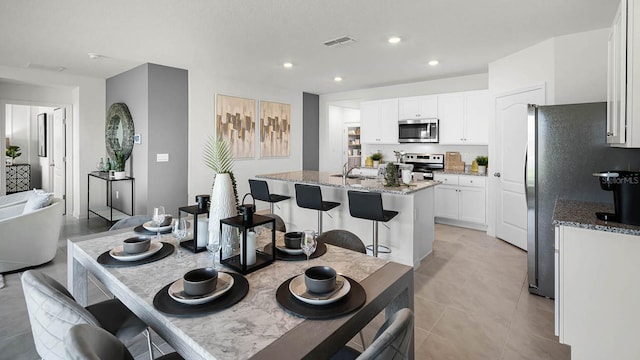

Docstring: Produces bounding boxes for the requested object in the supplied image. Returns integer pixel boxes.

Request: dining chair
[21,270,154,360]
[109,215,152,231]
[65,324,184,360]
[317,230,366,254]
[330,308,414,360]
[262,213,287,232]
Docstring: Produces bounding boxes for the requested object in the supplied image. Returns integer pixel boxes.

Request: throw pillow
[22,189,53,214]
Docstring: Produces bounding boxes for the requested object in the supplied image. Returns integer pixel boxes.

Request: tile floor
[0,219,570,359]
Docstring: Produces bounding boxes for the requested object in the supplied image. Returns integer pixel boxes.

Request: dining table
[67,227,414,360]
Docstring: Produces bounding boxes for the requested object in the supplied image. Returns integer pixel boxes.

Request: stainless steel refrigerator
[526,102,640,298]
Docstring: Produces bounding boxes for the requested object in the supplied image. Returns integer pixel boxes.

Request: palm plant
[6,145,21,160]
[204,136,238,207]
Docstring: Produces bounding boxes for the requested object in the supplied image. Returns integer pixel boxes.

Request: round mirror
[105,103,134,161]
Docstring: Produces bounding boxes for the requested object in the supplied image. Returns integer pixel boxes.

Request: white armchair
[0,198,64,273]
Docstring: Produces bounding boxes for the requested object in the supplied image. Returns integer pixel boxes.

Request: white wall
[0,66,105,218]
[319,73,489,173]
[187,69,303,206]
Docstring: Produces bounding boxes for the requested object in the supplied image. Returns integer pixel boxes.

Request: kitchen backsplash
[361,143,488,165]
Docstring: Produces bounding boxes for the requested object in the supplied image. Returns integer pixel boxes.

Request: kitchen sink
[330,174,365,179]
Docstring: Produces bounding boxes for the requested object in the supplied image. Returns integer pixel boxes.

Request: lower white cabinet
[433,173,486,227]
[555,225,640,359]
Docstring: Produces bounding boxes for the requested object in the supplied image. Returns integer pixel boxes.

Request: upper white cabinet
[438,91,491,145]
[608,0,640,147]
[360,99,399,144]
[399,96,438,120]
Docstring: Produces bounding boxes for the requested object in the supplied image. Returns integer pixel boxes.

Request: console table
[6,164,31,193]
[87,172,134,223]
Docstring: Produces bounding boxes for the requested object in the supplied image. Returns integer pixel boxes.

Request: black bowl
[183,268,218,296]
[284,232,303,249]
[304,266,337,294]
[122,236,151,254]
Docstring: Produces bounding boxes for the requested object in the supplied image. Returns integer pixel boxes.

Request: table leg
[67,239,89,306]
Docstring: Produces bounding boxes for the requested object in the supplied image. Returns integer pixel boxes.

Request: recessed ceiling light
[334,76,343,82]
[388,36,402,44]
[88,53,101,60]
[428,60,439,66]
[283,62,293,68]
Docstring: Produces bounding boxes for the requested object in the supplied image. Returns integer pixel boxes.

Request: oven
[403,153,444,180]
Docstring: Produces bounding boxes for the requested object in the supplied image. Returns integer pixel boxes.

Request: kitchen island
[256,170,440,267]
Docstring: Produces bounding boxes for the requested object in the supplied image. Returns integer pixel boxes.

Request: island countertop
[256,170,439,195]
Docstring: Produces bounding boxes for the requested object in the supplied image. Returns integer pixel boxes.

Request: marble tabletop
[257,170,439,195]
[552,199,640,236]
[68,229,412,359]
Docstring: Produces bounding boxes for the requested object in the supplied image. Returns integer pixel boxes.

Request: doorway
[3,102,69,214]
[493,85,546,250]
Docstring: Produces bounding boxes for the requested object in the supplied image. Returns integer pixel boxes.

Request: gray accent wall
[302,92,319,170]
[106,63,188,216]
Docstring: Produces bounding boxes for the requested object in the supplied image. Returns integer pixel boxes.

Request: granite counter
[552,199,640,236]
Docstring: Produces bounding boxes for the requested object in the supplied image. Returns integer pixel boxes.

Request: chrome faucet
[342,162,357,183]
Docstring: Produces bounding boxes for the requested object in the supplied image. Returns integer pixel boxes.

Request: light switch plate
[157,153,169,162]
[134,134,141,144]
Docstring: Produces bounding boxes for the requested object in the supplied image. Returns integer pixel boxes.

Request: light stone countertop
[434,170,488,177]
[552,199,640,236]
[257,170,439,195]
[70,229,392,360]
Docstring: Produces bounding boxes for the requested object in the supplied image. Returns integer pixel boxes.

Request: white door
[52,108,66,213]
[494,86,545,250]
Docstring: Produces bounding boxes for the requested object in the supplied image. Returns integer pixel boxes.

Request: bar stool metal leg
[373,220,379,257]
[318,210,323,234]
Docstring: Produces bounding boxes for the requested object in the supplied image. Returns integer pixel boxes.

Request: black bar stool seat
[347,190,398,257]
[294,183,340,233]
[249,179,291,214]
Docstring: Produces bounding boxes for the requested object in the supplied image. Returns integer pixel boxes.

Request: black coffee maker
[593,171,640,225]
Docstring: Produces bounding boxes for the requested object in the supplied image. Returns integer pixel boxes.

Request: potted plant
[5,145,21,165]
[476,156,488,175]
[204,136,239,257]
[371,152,383,167]
[110,151,127,179]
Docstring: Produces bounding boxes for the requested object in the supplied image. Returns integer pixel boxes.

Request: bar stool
[294,183,340,233]
[249,179,291,214]
[347,190,398,257]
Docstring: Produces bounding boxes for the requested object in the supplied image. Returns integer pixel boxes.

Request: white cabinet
[437,91,491,145]
[608,0,640,147]
[360,99,399,144]
[433,173,486,227]
[555,225,640,358]
[398,96,438,120]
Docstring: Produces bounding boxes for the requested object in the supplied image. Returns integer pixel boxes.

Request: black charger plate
[276,275,365,319]
[263,242,327,261]
[97,242,174,267]
[153,272,249,316]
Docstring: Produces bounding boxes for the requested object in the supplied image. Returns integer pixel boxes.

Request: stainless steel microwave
[398,119,439,143]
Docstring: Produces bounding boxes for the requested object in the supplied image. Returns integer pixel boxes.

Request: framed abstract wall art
[215,94,256,159]
[259,101,290,158]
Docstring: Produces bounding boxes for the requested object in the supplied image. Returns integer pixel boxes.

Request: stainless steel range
[403,153,444,180]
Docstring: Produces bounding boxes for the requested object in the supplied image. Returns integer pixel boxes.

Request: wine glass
[172,218,187,257]
[301,230,317,267]
[152,206,166,241]
[206,238,221,269]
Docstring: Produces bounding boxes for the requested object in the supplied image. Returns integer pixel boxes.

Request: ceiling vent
[26,63,66,72]
[323,36,356,47]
